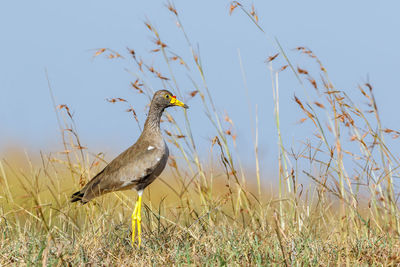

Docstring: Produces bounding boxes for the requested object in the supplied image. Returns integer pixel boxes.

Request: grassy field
[1,2,400,266]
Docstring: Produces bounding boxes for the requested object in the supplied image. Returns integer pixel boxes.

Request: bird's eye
[165,94,170,99]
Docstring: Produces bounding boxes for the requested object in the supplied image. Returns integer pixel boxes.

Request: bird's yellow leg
[137,195,142,247]
[131,192,143,247]
[131,198,139,246]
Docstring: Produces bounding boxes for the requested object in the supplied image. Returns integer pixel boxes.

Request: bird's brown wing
[72,141,166,203]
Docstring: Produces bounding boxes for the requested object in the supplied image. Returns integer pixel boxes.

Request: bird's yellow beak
[170,96,189,109]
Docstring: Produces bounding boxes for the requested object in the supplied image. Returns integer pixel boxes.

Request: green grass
[1,2,400,266]
[1,209,399,265]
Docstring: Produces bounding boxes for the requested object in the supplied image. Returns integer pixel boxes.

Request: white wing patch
[147,145,155,150]
[121,180,133,187]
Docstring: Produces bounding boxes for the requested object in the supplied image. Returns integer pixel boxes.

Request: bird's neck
[142,102,164,135]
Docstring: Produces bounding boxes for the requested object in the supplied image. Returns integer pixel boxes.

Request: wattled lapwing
[71,90,188,247]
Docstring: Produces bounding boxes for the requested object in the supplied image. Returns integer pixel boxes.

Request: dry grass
[1,2,400,266]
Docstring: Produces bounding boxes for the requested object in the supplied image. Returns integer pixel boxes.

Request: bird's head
[153,90,189,109]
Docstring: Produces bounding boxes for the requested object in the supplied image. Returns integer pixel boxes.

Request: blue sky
[1,0,400,173]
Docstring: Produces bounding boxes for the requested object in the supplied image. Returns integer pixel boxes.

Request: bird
[71,90,188,247]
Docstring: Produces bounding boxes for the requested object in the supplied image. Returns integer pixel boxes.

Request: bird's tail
[71,190,86,203]
[70,168,105,204]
